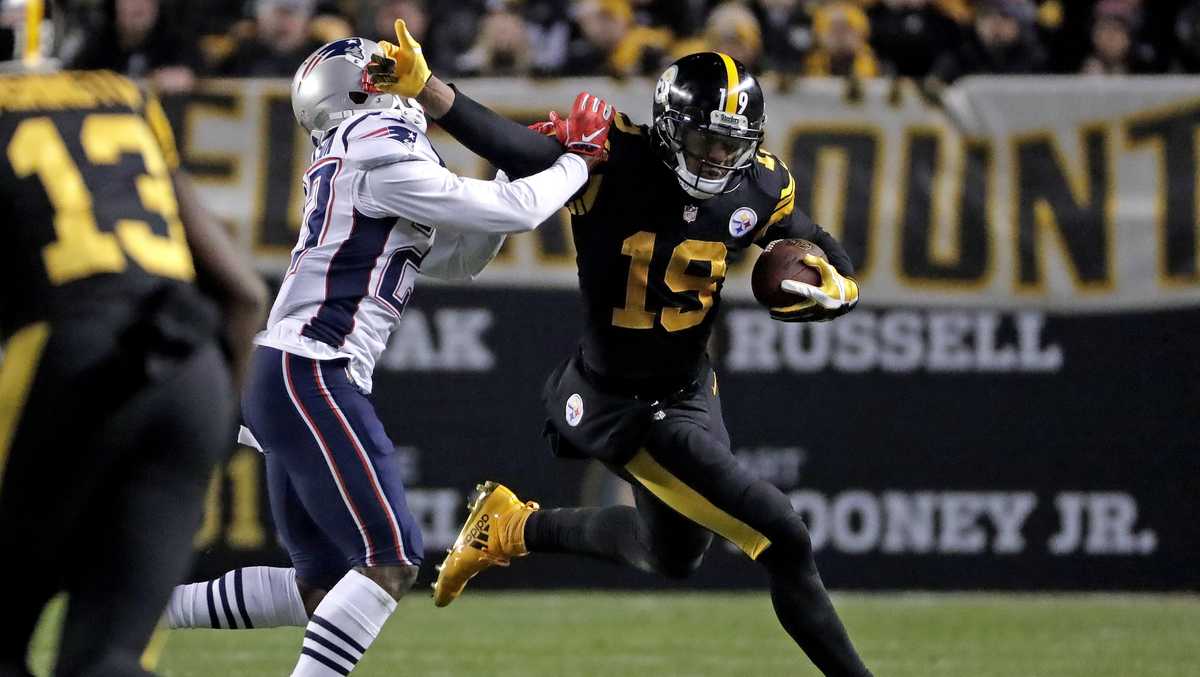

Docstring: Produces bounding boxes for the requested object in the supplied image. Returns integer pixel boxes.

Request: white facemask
[673,151,732,200]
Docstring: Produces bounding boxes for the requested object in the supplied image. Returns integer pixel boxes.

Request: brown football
[751,239,826,308]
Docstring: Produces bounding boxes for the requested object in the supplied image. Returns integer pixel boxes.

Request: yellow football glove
[365,19,431,97]
[770,255,860,322]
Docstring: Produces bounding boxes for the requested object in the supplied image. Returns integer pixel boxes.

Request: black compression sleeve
[805,225,855,277]
[436,85,564,180]
[758,215,855,277]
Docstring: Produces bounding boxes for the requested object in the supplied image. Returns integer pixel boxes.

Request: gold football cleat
[432,481,539,607]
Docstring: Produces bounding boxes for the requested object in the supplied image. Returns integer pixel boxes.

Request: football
[751,239,827,308]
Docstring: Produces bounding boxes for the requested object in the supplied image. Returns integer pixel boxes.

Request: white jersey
[256,106,589,392]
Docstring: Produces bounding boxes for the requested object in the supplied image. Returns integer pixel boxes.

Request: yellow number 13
[7,114,194,285]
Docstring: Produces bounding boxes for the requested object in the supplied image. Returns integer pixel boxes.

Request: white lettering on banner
[990,493,1037,553]
[406,488,461,550]
[928,314,973,371]
[377,308,495,372]
[832,491,881,553]
[724,309,1063,373]
[748,490,1155,556]
[786,491,1037,554]
[392,446,420,483]
[880,492,936,553]
[939,492,989,553]
[1049,492,1157,555]
[735,447,807,487]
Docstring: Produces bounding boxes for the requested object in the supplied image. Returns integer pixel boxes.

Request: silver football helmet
[291,37,399,139]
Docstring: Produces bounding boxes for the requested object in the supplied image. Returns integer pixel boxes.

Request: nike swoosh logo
[581,129,604,142]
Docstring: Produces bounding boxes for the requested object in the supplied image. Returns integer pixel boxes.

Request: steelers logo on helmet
[655,65,678,105]
[651,52,766,200]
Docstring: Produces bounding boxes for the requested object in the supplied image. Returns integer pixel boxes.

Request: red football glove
[528,115,560,137]
[529,92,614,162]
[562,92,613,158]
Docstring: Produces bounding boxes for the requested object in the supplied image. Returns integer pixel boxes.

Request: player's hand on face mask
[366,19,431,97]
[529,93,613,169]
[772,255,860,322]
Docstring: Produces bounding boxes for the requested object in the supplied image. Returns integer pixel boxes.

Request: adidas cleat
[432,481,539,607]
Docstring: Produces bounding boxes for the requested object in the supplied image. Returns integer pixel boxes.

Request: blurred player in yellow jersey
[0,2,266,675]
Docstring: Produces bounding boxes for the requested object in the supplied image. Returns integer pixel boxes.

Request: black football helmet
[651,52,766,199]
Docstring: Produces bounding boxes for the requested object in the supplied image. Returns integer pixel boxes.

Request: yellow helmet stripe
[24,0,44,64]
[716,51,739,114]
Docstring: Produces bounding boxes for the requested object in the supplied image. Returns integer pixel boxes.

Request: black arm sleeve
[436,85,564,180]
[757,212,855,277]
[806,225,854,277]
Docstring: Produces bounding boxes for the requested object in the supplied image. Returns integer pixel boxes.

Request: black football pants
[0,312,232,677]
[525,368,873,677]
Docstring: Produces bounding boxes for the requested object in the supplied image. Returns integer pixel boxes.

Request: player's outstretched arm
[354,92,610,237]
[357,153,587,235]
[366,19,564,179]
[430,82,565,179]
[174,169,267,386]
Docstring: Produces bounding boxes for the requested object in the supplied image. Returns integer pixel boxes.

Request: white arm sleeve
[420,230,506,281]
[355,153,588,233]
[421,168,515,281]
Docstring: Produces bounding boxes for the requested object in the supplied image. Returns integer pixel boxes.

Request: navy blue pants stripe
[307,358,410,565]
[241,347,423,589]
[282,354,377,560]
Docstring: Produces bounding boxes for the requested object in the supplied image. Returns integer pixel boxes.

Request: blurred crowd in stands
[11,0,1200,92]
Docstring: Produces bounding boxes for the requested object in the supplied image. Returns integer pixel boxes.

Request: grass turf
[28,592,1200,676]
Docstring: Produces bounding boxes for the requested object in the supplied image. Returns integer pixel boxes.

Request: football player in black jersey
[0,3,265,675]
[370,20,870,676]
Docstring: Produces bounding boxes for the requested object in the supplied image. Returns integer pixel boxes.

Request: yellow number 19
[613,231,727,332]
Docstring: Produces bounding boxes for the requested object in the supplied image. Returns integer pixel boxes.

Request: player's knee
[777,514,814,559]
[741,481,814,562]
[356,564,419,601]
[295,579,330,617]
[653,551,706,580]
[647,535,711,580]
[758,513,816,573]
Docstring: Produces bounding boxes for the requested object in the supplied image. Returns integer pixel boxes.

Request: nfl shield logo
[682,205,698,223]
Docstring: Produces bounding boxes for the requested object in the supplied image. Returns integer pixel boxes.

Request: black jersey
[0,70,196,339]
[568,113,853,389]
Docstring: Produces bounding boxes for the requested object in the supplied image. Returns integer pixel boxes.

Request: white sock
[166,566,308,629]
[291,569,397,676]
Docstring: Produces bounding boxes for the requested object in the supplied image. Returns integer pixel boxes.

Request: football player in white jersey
[162,37,612,676]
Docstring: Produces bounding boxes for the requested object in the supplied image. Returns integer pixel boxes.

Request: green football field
[28,591,1200,676]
